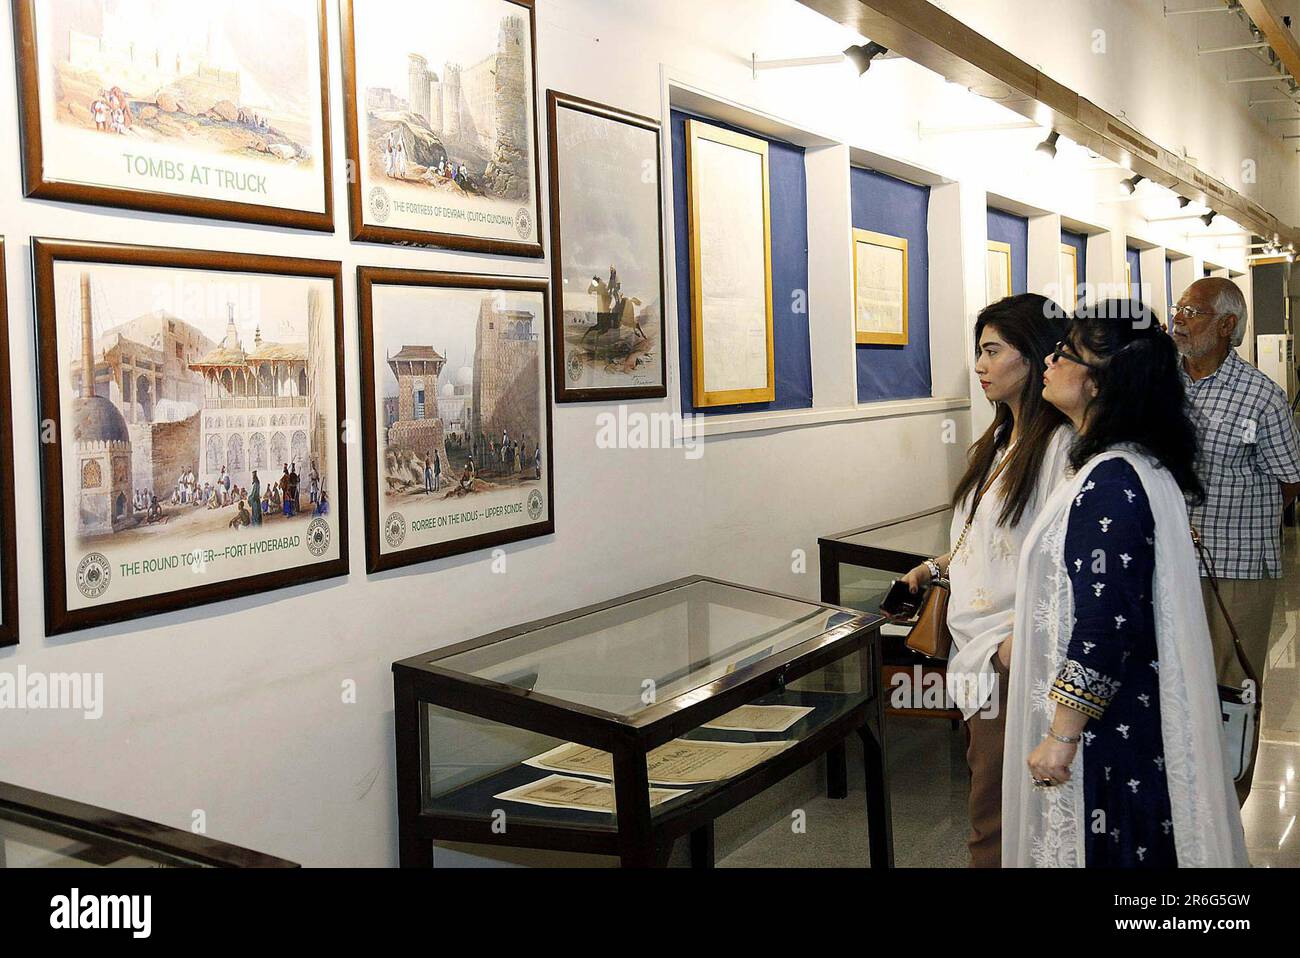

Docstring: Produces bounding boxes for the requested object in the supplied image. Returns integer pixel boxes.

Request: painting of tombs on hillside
[378,289,546,507]
[355,0,537,239]
[45,0,322,167]
[59,263,338,549]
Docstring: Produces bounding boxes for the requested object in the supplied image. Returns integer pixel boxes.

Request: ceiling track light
[1121,173,1145,194]
[1178,196,1192,208]
[844,41,889,76]
[1035,130,1061,159]
[1201,210,1218,226]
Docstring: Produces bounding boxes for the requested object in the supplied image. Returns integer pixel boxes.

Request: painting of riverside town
[344,0,542,253]
[359,272,553,572]
[34,243,347,634]
[15,0,331,227]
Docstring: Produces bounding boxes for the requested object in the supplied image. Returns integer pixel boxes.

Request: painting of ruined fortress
[55,263,337,550]
[363,278,551,568]
[44,0,321,166]
[349,0,540,248]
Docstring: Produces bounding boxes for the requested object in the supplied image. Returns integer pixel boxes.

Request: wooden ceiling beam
[797,0,1295,244]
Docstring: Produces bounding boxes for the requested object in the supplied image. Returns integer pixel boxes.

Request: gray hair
[1212,282,1249,347]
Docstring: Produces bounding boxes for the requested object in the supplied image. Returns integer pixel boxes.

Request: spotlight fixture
[1201,210,1218,227]
[1120,173,1145,194]
[1035,130,1061,159]
[844,41,889,76]
[1178,196,1191,208]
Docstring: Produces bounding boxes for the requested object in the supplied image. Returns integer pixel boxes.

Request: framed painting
[340,0,544,256]
[32,239,349,635]
[11,0,334,231]
[546,90,667,402]
[358,268,554,573]
[0,240,18,647]
[853,228,908,346]
[1059,243,1079,306]
[685,118,775,408]
[985,240,1012,306]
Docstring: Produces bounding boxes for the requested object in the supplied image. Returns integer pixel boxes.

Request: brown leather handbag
[904,453,1014,660]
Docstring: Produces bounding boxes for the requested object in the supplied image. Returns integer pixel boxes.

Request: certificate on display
[986,241,1013,305]
[685,119,775,407]
[701,704,814,733]
[526,738,796,786]
[1060,243,1079,305]
[853,229,908,346]
[494,774,687,813]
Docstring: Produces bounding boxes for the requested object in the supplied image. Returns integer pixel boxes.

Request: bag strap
[1190,525,1261,695]
[952,445,1017,560]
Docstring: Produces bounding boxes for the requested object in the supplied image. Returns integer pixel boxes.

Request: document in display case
[393,575,891,867]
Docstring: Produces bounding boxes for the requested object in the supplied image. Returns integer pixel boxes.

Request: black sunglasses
[1051,341,1098,370]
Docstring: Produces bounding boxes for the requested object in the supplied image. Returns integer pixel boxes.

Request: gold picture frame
[986,240,1013,305]
[685,119,775,407]
[852,229,909,346]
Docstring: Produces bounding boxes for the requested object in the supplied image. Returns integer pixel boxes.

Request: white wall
[0,0,1273,866]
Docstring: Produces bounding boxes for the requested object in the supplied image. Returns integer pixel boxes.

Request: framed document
[547,91,667,402]
[685,119,775,407]
[853,229,908,346]
[340,0,544,256]
[1060,243,1079,305]
[11,0,334,231]
[358,268,554,573]
[0,241,18,647]
[32,240,349,635]
[986,240,1013,306]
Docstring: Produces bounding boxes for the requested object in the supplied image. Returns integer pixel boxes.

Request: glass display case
[393,575,890,868]
[819,506,960,721]
[0,781,297,868]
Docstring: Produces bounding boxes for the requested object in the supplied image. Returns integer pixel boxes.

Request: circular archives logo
[306,518,332,557]
[76,553,112,599]
[384,512,407,548]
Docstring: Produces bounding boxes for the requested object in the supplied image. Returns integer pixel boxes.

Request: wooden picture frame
[10,0,335,232]
[339,0,544,256]
[0,240,19,647]
[1060,243,1079,305]
[32,239,350,636]
[546,90,667,402]
[357,267,555,574]
[985,240,1013,306]
[853,228,909,346]
[685,119,775,408]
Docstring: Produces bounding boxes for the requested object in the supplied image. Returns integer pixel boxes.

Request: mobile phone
[880,578,923,620]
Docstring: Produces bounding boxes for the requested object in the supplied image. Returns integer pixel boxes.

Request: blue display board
[1061,228,1088,305]
[671,110,812,415]
[851,167,932,403]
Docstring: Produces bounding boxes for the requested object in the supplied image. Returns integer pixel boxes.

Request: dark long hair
[1066,299,1204,504]
[952,294,1071,527]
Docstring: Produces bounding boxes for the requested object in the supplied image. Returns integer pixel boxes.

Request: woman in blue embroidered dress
[1002,300,1247,867]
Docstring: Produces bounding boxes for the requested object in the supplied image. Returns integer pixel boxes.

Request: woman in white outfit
[903,293,1073,867]
[1002,300,1247,867]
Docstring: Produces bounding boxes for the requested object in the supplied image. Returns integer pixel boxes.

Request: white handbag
[1192,526,1260,783]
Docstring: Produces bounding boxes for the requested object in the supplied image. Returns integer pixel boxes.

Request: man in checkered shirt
[1172,277,1300,804]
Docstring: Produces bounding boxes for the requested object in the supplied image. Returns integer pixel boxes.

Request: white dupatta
[1001,447,1249,867]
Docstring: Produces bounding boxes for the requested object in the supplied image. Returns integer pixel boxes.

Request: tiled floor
[720,524,1300,868]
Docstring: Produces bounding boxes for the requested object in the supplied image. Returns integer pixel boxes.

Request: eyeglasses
[1051,341,1098,370]
[1169,304,1217,321]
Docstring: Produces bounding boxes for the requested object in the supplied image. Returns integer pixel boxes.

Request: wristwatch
[924,558,942,582]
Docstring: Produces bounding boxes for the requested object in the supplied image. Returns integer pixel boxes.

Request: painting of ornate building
[188,301,322,491]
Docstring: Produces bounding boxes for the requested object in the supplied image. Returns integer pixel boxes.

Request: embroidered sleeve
[1050,659,1120,720]
[1055,459,1155,721]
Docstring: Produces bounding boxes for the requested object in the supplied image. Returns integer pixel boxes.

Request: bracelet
[925,559,942,582]
[1046,728,1082,745]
